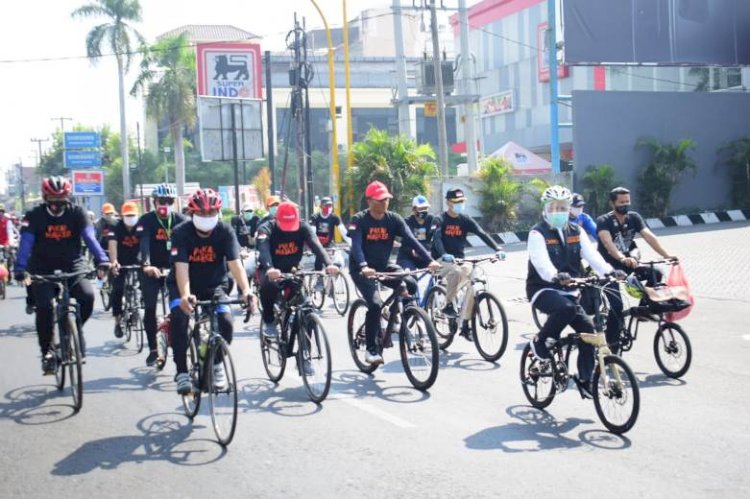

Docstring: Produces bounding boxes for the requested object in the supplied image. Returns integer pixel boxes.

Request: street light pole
[429,0,450,177]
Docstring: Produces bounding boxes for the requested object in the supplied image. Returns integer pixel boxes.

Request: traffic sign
[64,132,101,149]
[65,150,102,168]
[72,170,104,196]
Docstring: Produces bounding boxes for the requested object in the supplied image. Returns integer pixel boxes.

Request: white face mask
[123,215,138,227]
[570,207,583,217]
[193,214,219,233]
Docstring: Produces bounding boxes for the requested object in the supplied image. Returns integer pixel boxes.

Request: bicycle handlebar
[455,256,501,265]
[29,268,95,282]
[368,268,432,281]
[636,257,679,267]
[192,297,252,323]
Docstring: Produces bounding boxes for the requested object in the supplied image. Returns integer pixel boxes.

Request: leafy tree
[580,164,620,217]
[72,0,144,198]
[252,167,272,204]
[475,157,522,232]
[348,129,437,214]
[131,32,196,196]
[719,136,750,210]
[636,138,697,218]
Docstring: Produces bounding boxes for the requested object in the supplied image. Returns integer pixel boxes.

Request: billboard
[480,90,515,117]
[72,170,104,196]
[198,97,264,162]
[563,0,750,65]
[196,43,262,99]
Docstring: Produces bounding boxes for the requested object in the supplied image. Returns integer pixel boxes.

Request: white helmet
[541,186,572,205]
[412,195,430,209]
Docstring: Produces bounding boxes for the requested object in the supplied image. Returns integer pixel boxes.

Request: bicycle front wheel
[471,292,509,362]
[260,320,287,382]
[101,284,112,311]
[425,285,456,350]
[399,307,439,391]
[653,321,691,378]
[519,343,556,409]
[208,337,238,447]
[310,275,326,310]
[65,314,83,412]
[298,314,332,403]
[134,309,145,353]
[347,299,378,374]
[331,273,350,316]
[593,355,640,434]
[182,335,201,419]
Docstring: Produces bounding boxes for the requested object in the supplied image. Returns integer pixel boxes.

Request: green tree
[580,164,620,216]
[72,0,144,198]
[348,129,437,214]
[252,167,272,204]
[719,136,750,210]
[475,157,522,232]
[636,138,697,218]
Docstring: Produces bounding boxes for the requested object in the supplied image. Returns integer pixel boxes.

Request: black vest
[526,221,583,299]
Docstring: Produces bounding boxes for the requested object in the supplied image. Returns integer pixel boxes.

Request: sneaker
[213,364,228,390]
[314,278,325,292]
[175,372,193,395]
[365,350,384,366]
[114,321,123,338]
[578,378,595,400]
[459,324,474,342]
[442,303,458,319]
[25,304,34,315]
[145,350,158,367]
[262,321,279,339]
[529,336,551,361]
[41,352,56,375]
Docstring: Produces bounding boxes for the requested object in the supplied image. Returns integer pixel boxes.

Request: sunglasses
[156,197,175,206]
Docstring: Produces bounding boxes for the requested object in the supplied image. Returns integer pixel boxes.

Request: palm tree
[131,33,196,196]
[71,0,144,199]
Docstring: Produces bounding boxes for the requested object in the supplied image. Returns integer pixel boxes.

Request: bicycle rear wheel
[331,273,350,316]
[472,291,509,362]
[519,343,556,409]
[65,313,83,412]
[101,283,112,311]
[298,314,332,403]
[593,355,640,434]
[182,334,201,419]
[425,285,456,350]
[399,307,439,391]
[208,337,238,446]
[347,299,378,374]
[653,322,691,379]
[260,320,287,382]
[309,275,326,310]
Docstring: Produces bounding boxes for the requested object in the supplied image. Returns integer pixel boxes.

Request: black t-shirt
[257,220,328,272]
[596,211,646,269]
[348,210,429,272]
[396,213,435,263]
[22,204,89,273]
[168,221,240,293]
[136,211,187,268]
[309,213,342,247]
[432,212,498,259]
[105,221,140,265]
[230,215,253,248]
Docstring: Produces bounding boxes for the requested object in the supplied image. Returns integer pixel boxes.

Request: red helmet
[187,188,222,214]
[42,176,72,199]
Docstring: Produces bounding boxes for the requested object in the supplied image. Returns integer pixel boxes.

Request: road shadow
[237,377,324,417]
[85,340,140,359]
[439,350,501,372]
[0,323,37,339]
[51,412,226,475]
[635,372,687,389]
[0,384,77,425]
[329,370,431,405]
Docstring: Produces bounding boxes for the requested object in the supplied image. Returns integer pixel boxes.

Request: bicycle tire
[66,313,83,413]
[532,306,546,330]
[260,320,287,382]
[471,291,509,362]
[425,285,456,350]
[653,322,692,379]
[182,334,201,419]
[399,307,439,391]
[593,355,640,434]
[207,337,238,447]
[310,275,326,310]
[519,343,556,409]
[347,299,378,374]
[298,314,332,403]
[101,283,112,311]
[155,329,168,371]
[331,273,350,316]
[54,333,65,391]
[0,279,5,300]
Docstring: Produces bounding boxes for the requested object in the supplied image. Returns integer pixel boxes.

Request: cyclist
[0,203,17,270]
[230,203,256,249]
[136,184,188,366]
[308,196,349,271]
[431,188,506,340]
[106,202,141,339]
[95,203,119,252]
[256,201,338,338]
[255,195,281,234]
[347,181,441,365]
[596,186,677,353]
[569,193,598,241]
[526,186,622,397]
[396,195,436,271]
[14,176,110,374]
[168,189,253,394]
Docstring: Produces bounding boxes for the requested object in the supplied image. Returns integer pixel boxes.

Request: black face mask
[415,211,428,220]
[615,204,630,215]
[47,201,69,216]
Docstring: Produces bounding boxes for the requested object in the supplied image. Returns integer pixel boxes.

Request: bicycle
[182,294,250,447]
[28,268,93,413]
[306,247,350,316]
[0,247,10,300]
[260,270,333,403]
[99,274,113,311]
[347,269,440,391]
[154,268,172,371]
[118,265,145,353]
[424,256,509,362]
[618,258,692,379]
[520,276,640,434]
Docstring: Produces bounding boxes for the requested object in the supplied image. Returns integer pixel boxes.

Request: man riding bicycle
[527,186,623,397]
[308,196,350,271]
[106,202,141,339]
[14,176,110,374]
[0,203,17,275]
[596,186,677,353]
[348,181,441,366]
[230,203,257,249]
[136,183,188,366]
[257,201,337,336]
[431,188,505,340]
[569,193,598,241]
[95,203,119,255]
[168,189,253,395]
[396,195,436,271]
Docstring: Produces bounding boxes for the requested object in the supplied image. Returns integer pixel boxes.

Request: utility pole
[16,161,26,213]
[302,18,315,219]
[265,50,276,194]
[429,0,450,177]
[136,122,145,210]
[458,0,478,174]
[30,138,49,167]
[392,0,411,137]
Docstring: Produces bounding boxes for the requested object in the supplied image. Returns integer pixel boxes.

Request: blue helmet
[151,183,177,198]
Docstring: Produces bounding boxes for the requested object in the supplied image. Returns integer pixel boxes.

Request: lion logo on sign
[213,54,249,81]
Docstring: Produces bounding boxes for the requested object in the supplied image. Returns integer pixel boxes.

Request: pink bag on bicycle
[665,263,694,322]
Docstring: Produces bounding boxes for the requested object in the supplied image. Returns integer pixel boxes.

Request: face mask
[570,207,583,217]
[123,215,138,227]
[156,205,171,218]
[269,206,278,217]
[47,201,68,217]
[451,203,465,214]
[320,206,332,217]
[415,210,428,220]
[243,212,254,221]
[615,204,630,215]
[547,212,569,229]
[105,214,118,225]
[193,214,219,233]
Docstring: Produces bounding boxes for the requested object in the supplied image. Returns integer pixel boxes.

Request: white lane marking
[328,393,416,428]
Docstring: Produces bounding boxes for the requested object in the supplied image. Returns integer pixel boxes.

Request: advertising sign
[424,101,437,117]
[196,43,262,99]
[72,170,104,196]
[64,132,101,149]
[537,22,570,83]
[480,90,515,118]
[65,150,102,168]
[198,97,263,162]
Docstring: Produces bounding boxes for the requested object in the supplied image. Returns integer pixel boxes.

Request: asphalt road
[1,221,748,498]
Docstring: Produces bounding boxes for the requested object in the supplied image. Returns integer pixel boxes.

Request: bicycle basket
[641,284,691,314]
